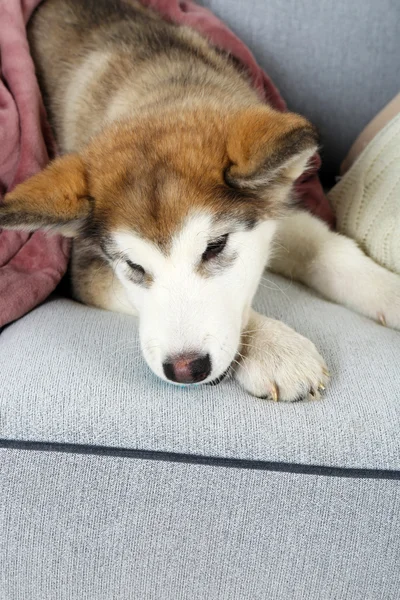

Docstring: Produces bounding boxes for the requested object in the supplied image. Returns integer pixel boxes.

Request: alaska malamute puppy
[2,0,399,400]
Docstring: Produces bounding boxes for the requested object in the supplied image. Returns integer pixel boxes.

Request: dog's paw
[235,312,329,402]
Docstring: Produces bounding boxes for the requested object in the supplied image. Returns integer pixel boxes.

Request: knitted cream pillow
[328,113,400,275]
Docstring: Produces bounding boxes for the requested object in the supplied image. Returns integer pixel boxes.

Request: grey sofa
[1,1,400,598]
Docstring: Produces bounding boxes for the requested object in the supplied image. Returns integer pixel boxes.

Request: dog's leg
[235,308,329,401]
[235,210,400,401]
[269,210,400,329]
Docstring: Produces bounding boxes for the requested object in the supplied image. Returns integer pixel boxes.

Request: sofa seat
[1,273,399,473]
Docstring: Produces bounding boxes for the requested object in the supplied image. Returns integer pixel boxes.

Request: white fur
[111,213,277,384]
[105,208,400,400]
[235,309,329,401]
[234,210,400,400]
[270,211,400,330]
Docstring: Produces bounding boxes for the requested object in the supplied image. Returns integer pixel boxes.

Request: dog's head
[1,106,317,385]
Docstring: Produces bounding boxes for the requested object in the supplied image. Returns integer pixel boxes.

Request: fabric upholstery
[198,0,400,183]
[1,273,399,470]
[1,448,400,600]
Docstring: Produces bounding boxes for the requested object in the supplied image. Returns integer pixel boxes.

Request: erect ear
[225,107,319,192]
[0,154,92,237]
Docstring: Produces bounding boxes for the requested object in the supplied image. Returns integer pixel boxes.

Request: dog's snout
[162,353,211,384]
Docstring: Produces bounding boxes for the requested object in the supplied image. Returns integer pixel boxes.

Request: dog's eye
[126,259,146,282]
[202,234,229,262]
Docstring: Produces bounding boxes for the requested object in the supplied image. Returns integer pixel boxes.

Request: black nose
[162,353,212,384]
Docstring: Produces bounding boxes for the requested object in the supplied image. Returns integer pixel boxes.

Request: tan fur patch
[2,154,91,231]
[77,106,314,247]
[2,105,316,246]
[9,0,320,309]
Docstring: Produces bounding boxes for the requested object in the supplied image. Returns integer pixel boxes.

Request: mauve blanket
[0,0,334,328]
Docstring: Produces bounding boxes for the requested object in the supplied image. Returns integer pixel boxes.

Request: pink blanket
[0,0,334,328]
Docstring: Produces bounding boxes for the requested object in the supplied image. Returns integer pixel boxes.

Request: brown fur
[1,0,318,308]
[2,155,90,233]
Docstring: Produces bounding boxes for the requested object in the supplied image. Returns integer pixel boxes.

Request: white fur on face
[111,212,277,383]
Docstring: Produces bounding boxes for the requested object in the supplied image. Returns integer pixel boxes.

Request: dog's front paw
[235,311,329,402]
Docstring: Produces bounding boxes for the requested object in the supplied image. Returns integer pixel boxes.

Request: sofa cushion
[2,448,400,600]
[1,272,399,471]
[198,0,400,182]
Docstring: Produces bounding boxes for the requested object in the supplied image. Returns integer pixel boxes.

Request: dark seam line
[1,439,400,480]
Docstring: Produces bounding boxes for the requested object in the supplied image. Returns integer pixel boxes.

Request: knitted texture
[329,113,400,274]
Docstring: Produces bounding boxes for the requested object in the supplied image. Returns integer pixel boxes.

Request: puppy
[1,0,399,400]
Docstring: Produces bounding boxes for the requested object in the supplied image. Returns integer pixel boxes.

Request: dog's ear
[225,107,318,193]
[0,154,92,237]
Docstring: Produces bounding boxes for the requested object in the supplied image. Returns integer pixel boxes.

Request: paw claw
[308,388,322,401]
[270,383,279,402]
[235,312,330,403]
[378,313,387,327]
